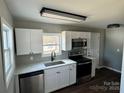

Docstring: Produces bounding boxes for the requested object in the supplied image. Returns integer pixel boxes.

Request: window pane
[43,34,61,55]
[4,51,11,73]
[2,25,12,75]
[43,45,60,54]
[3,31,8,49]
[43,35,60,45]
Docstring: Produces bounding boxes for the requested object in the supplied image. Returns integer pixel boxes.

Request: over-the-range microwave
[72,38,87,49]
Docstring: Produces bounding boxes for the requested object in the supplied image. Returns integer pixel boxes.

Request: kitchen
[0,0,124,93]
[14,28,98,93]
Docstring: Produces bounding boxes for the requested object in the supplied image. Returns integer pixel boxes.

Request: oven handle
[78,62,91,66]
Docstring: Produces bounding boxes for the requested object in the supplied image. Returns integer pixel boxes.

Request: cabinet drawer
[44,65,69,76]
[45,67,59,76]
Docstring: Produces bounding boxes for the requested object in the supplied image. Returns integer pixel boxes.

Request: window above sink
[42,33,62,57]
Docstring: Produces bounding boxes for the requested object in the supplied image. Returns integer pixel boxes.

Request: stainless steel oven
[69,55,92,78]
[77,62,92,78]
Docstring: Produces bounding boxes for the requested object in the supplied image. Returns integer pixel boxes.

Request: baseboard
[98,66,121,73]
[96,66,105,69]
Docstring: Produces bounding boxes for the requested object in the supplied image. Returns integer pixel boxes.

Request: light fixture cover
[40,7,87,22]
[107,24,120,28]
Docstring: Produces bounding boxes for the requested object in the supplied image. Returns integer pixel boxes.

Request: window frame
[0,18,15,88]
[42,33,62,57]
[2,25,12,74]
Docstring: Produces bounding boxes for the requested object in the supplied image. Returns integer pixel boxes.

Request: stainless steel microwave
[72,38,87,49]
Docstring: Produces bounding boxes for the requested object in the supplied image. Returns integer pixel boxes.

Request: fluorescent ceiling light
[42,13,83,22]
[40,7,87,22]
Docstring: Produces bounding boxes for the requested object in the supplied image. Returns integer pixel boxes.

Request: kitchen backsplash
[15,51,68,67]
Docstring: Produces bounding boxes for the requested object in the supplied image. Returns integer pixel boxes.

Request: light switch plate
[117,49,120,52]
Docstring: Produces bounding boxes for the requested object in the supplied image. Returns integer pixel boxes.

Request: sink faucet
[51,51,56,61]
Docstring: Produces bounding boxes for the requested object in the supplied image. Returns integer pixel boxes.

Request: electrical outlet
[30,56,34,61]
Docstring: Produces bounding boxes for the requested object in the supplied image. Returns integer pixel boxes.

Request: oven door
[77,62,92,78]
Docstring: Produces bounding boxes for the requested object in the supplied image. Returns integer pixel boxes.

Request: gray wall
[0,0,14,93]
[14,20,105,67]
[104,27,124,71]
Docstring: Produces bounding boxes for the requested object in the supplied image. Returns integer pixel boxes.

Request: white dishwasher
[19,70,44,93]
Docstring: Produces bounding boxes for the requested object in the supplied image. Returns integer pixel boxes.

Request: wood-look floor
[53,68,121,93]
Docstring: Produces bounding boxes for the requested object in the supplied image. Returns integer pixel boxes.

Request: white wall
[0,0,13,25]
[104,28,124,71]
[0,0,14,93]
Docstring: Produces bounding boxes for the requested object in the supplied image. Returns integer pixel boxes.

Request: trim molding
[96,66,104,69]
[98,66,121,73]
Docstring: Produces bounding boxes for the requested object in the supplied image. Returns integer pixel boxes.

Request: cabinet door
[30,29,42,54]
[69,64,76,85]
[57,66,69,89]
[71,31,85,39]
[71,32,79,39]
[62,31,72,51]
[44,67,59,93]
[87,32,91,49]
[78,32,84,38]
[44,66,70,93]
[91,59,96,77]
[15,29,31,55]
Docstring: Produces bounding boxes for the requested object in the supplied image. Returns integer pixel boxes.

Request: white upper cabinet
[71,31,82,39]
[86,32,91,49]
[15,28,43,55]
[30,29,42,54]
[62,31,91,51]
[71,31,91,39]
[62,31,72,51]
[15,29,30,55]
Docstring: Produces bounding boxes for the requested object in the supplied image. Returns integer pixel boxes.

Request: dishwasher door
[19,70,44,93]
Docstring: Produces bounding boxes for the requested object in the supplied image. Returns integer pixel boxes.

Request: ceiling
[5,0,124,28]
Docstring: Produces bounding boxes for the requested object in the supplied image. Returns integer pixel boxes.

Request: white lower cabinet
[44,64,76,93]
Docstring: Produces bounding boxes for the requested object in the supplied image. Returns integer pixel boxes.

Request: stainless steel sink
[44,61,65,67]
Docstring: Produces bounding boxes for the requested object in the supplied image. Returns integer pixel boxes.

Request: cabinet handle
[70,69,72,70]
